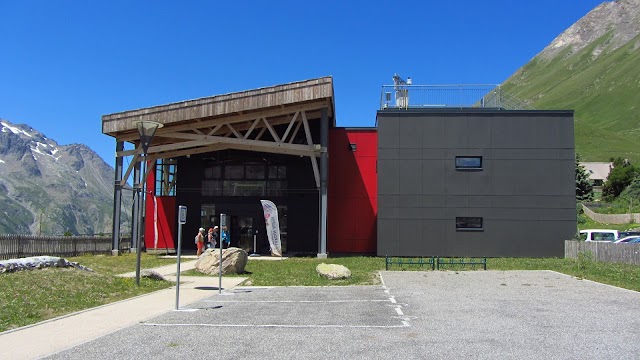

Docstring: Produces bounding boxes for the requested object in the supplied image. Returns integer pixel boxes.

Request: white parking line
[142,323,410,329]
[202,299,392,303]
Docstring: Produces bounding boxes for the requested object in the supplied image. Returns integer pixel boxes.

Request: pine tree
[602,157,637,201]
[575,154,593,202]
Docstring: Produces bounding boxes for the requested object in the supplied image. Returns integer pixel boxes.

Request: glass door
[237,216,254,253]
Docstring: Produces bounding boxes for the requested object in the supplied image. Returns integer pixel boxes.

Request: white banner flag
[260,200,282,257]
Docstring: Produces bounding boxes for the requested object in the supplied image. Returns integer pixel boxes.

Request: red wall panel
[145,163,177,251]
[328,128,377,254]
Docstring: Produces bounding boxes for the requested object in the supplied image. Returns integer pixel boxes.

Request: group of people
[195,225,230,256]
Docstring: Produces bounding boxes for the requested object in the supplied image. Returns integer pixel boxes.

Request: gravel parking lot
[45,270,640,360]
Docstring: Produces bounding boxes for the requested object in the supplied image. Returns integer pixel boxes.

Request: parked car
[618,231,640,238]
[613,236,640,244]
[579,229,618,242]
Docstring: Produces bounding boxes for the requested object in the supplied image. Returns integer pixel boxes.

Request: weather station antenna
[392,73,412,109]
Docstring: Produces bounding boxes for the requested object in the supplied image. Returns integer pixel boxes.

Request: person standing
[207,227,218,249]
[221,226,230,249]
[196,227,206,256]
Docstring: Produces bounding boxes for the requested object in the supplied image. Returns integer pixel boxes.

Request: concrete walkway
[0,259,247,360]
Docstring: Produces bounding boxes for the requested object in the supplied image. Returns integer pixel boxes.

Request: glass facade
[155,158,177,196]
[202,163,287,197]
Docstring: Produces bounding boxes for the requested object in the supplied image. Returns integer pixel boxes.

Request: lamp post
[134,120,163,286]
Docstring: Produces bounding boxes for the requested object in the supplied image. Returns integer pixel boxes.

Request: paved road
[44,270,640,360]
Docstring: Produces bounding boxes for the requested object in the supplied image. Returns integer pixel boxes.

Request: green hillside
[502,32,640,163]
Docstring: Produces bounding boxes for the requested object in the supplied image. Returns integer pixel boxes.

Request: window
[225,165,244,179]
[456,217,483,231]
[154,159,177,196]
[202,163,287,197]
[455,156,482,170]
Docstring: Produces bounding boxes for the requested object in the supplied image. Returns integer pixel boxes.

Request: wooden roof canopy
[102,76,336,163]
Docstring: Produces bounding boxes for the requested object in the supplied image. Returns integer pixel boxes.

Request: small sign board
[178,206,187,224]
[220,213,227,227]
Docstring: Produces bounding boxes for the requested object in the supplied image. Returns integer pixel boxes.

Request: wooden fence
[565,240,640,266]
[0,235,131,260]
[582,204,640,224]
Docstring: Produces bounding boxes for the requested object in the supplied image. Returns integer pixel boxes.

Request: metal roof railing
[379,84,533,110]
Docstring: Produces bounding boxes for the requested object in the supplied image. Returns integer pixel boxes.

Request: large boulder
[195,247,248,275]
[316,263,351,280]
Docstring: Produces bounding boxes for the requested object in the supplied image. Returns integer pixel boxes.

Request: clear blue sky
[1,0,607,167]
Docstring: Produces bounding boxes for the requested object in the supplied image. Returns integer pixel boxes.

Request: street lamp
[134,120,163,286]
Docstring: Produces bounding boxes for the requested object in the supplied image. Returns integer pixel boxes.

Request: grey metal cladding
[398,116,423,148]
[398,159,422,194]
[421,159,446,194]
[422,119,447,148]
[376,109,575,258]
[444,116,469,148]
[377,117,399,148]
[378,148,399,160]
[377,218,399,255]
[377,159,399,194]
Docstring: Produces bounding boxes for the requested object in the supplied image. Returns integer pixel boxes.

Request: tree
[602,158,638,201]
[575,154,593,202]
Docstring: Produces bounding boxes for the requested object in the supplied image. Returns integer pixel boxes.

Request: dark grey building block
[376,109,576,258]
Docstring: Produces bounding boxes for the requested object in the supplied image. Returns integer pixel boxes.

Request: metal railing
[379,84,533,110]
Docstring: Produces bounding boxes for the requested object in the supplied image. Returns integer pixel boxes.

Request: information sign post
[175,205,187,310]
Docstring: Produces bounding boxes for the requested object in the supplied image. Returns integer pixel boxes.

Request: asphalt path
[44,270,640,360]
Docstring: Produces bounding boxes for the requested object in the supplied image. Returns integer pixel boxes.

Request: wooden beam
[226,123,242,138]
[119,152,141,187]
[288,119,302,144]
[119,132,321,158]
[208,123,223,136]
[147,144,228,162]
[301,110,314,146]
[243,118,261,139]
[255,126,267,141]
[115,100,328,142]
[262,117,281,142]
[281,111,299,143]
[310,154,320,188]
[302,111,320,187]
[118,139,212,157]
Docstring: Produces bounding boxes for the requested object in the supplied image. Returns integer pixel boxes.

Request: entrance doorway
[234,216,254,253]
[198,203,287,255]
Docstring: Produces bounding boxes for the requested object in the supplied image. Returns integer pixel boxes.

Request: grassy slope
[502,33,640,163]
[0,254,177,332]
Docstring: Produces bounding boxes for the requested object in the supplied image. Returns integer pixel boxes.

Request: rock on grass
[316,263,351,279]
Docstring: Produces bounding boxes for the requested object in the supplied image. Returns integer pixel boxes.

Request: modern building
[102,76,575,258]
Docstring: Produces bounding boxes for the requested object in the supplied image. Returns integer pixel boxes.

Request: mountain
[502,0,640,163]
[0,119,132,235]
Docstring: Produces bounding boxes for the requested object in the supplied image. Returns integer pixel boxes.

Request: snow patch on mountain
[1,121,33,138]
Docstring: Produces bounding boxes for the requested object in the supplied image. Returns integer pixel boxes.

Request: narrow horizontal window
[456,217,483,231]
[455,156,482,170]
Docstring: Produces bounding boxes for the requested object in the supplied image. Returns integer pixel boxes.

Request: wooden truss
[116,106,326,188]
